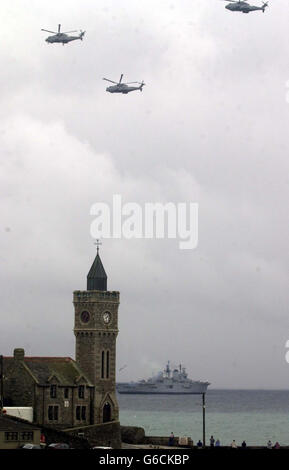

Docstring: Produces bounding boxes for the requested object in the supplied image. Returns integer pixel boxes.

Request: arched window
[103,402,111,423]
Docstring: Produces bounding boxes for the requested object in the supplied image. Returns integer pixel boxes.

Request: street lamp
[0,355,3,411]
[202,393,206,448]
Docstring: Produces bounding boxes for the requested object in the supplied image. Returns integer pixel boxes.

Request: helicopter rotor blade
[58,24,61,33]
[41,29,57,33]
[62,30,78,33]
[119,74,123,84]
[103,78,118,84]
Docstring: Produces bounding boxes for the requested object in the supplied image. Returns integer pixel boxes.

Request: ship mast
[165,361,171,378]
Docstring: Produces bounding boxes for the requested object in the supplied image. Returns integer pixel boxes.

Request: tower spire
[87,239,107,291]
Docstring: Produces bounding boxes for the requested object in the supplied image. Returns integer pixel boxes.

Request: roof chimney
[14,348,25,361]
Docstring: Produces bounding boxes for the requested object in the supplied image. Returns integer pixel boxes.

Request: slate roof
[0,414,40,431]
[3,356,93,386]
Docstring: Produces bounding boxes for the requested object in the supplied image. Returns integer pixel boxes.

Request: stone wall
[143,435,193,447]
[64,420,121,448]
[120,425,145,444]
[120,426,193,448]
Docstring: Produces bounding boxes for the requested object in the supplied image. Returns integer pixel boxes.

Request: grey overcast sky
[1,0,289,389]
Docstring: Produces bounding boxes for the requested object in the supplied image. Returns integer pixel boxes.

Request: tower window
[64,388,69,399]
[101,350,110,379]
[50,385,57,398]
[106,351,110,378]
[101,351,105,379]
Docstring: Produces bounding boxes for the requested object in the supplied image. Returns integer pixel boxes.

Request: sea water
[118,389,289,446]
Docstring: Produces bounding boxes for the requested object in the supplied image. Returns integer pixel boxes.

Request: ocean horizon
[118,389,289,446]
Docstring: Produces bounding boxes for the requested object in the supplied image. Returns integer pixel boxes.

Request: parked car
[20,443,42,449]
[92,446,112,449]
[48,442,70,449]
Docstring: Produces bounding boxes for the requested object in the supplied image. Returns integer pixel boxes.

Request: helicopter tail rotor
[139,81,145,91]
[80,30,86,40]
[262,1,268,11]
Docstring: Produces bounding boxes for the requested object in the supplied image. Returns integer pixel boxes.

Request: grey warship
[117,362,210,395]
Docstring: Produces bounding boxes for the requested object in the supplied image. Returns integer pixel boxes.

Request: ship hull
[117,383,210,395]
[117,390,207,395]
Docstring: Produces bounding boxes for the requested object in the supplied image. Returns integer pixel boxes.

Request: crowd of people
[200,435,281,449]
[168,432,282,449]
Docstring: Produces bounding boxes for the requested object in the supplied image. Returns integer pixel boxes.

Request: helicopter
[223,0,268,13]
[41,24,85,45]
[103,74,145,94]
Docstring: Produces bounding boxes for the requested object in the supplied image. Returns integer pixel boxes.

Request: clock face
[103,311,111,324]
[80,310,90,323]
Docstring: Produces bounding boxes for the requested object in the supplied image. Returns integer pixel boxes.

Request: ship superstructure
[117,362,210,395]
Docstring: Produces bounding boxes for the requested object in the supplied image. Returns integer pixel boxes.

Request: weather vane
[94,238,102,255]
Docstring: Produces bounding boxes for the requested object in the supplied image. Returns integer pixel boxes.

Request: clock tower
[73,246,119,423]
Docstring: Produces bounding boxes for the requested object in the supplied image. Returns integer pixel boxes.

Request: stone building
[0,414,41,449]
[2,250,120,432]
